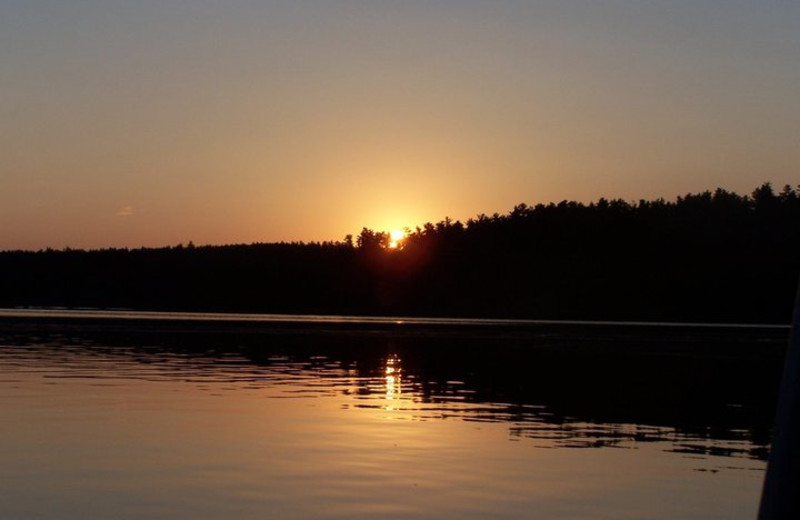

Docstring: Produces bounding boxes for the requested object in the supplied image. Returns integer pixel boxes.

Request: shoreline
[0,307,790,330]
[0,308,790,359]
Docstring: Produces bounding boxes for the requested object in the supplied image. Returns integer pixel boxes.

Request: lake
[0,310,789,519]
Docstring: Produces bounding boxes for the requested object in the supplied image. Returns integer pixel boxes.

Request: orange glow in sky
[1,2,798,250]
[388,230,406,250]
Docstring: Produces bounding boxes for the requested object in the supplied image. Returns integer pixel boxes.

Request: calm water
[0,312,788,519]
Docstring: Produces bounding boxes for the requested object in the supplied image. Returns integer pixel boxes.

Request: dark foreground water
[0,311,789,519]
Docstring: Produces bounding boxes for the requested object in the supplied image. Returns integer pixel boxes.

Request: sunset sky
[1,1,798,250]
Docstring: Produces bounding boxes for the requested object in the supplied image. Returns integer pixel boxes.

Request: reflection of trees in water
[3,324,784,461]
[284,333,783,461]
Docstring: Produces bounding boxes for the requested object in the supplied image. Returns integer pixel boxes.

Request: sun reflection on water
[384,354,402,411]
[0,330,775,520]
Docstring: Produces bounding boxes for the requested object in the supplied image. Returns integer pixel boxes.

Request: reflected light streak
[384,354,402,411]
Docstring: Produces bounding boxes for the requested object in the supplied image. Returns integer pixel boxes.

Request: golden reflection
[384,354,402,410]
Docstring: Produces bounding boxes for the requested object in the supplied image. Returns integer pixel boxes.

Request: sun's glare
[388,229,406,249]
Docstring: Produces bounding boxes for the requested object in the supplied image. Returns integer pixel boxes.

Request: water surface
[0,314,786,519]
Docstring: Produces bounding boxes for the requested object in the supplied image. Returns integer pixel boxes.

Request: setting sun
[388,229,406,249]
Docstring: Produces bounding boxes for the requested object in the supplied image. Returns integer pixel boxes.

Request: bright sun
[388,229,406,249]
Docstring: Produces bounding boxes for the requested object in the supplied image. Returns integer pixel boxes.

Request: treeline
[2,183,799,323]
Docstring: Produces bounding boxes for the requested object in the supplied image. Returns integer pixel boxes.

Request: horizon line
[0,308,790,330]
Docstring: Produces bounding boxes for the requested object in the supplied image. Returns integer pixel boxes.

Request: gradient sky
[1,1,798,250]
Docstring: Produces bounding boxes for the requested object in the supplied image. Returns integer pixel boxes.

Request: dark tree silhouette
[1,183,798,323]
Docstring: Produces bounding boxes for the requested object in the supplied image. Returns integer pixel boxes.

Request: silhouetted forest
[2,183,799,323]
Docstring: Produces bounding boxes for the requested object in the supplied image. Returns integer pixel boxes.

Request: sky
[1,1,798,250]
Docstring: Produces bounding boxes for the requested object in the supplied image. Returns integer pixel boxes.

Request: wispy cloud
[115,206,134,217]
